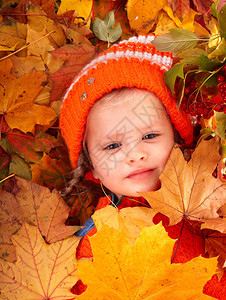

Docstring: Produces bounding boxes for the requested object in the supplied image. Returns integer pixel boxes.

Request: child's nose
[125,145,148,164]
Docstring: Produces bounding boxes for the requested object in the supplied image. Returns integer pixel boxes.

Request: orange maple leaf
[142,137,226,226]
[0,59,57,133]
[0,223,79,300]
[0,177,80,262]
[77,222,217,299]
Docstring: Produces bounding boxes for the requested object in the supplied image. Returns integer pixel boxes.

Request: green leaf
[216,112,226,140]
[9,154,32,180]
[178,48,207,65]
[151,28,198,55]
[164,63,185,94]
[198,53,222,71]
[92,10,122,45]
[218,3,226,38]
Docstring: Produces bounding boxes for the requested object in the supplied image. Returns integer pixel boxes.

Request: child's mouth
[127,168,154,180]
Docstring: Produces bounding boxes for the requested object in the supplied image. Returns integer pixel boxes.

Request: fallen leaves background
[0,0,226,299]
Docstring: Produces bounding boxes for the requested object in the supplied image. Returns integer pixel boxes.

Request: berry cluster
[181,64,226,119]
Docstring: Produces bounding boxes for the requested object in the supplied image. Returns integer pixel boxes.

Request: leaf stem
[0,173,15,184]
[0,30,56,62]
[171,218,185,264]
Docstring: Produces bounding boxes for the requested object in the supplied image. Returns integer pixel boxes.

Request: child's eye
[143,133,157,140]
[105,143,121,150]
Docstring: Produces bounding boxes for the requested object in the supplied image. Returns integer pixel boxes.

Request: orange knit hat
[60,35,193,168]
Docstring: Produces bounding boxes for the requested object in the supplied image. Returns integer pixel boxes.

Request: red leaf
[193,0,214,15]
[50,43,97,102]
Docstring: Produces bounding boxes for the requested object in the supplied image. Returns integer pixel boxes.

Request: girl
[60,36,224,298]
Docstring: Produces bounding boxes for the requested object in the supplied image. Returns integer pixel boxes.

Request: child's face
[86,89,174,198]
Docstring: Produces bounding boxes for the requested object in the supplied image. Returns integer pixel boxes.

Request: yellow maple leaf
[27,6,66,49]
[141,137,226,226]
[0,21,26,54]
[92,205,155,245]
[77,222,217,299]
[0,59,57,132]
[0,223,79,299]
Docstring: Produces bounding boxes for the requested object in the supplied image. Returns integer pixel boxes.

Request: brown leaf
[142,137,226,225]
[0,223,79,299]
[168,0,190,21]
[0,177,79,262]
[193,0,214,15]
[203,228,226,273]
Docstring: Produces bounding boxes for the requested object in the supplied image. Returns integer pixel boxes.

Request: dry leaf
[142,137,226,226]
[50,43,96,102]
[58,0,93,23]
[203,229,226,273]
[31,151,72,189]
[168,0,190,21]
[0,21,26,54]
[201,218,226,233]
[92,205,156,245]
[0,223,79,300]
[126,0,165,34]
[0,176,79,262]
[77,222,217,299]
[27,5,66,49]
[0,59,57,133]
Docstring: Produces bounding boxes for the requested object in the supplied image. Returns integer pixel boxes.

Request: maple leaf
[77,222,217,299]
[0,223,79,300]
[0,176,79,262]
[141,138,226,225]
[31,150,72,189]
[92,205,156,245]
[142,137,226,226]
[0,20,26,53]
[50,43,96,102]
[203,228,226,273]
[0,59,57,133]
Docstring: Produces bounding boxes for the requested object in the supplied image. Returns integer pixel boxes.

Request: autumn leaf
[31,150,72,189]
[92,205,155,245]
[50,43,96,102]
[126,0,165,34]
[93,0,133,40]
[0,20,26,54]
[58,0,93,23]
[141,137,226,226]
[0,59,57,133]
[27,5,66,49]
[0,223,79,300]
[0,176,79,262]
[92,10,122,46]
[203,228,226,272]
[168,0,190,21]
[77,222,217,299]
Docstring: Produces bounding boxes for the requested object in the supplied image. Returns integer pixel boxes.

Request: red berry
[217,75,225,83]
[222,64,226,73]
